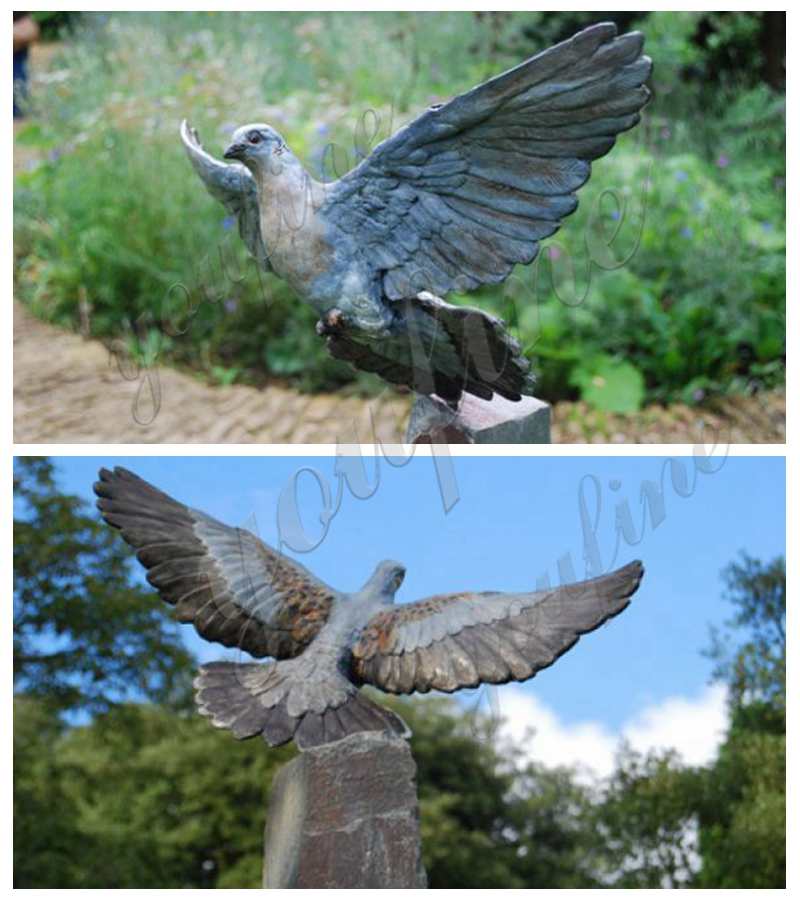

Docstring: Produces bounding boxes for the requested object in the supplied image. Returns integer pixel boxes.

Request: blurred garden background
[13,456,786,887]
[13,12,785,441]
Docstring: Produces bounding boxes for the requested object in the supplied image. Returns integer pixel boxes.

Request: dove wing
[320,23,650,300]
[94,467,336,659]
[350,561,643,693]
[180,119,272,271]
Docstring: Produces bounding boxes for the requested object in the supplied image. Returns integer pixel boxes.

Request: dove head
[223,123,297,176]
[363,560,406,601]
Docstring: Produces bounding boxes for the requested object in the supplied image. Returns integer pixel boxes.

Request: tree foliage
[591,553,786,889]
[707,553,786,709]
[14,457,194,715]
[592,746,702,887]
[694,554,786,887]
[397,696,599,888]
[14,689,604,888]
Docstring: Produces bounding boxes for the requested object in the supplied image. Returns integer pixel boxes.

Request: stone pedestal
[407,392,551,444]
[263,732,427,889]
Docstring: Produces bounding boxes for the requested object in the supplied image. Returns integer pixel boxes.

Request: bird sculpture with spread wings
[95,467,644,751]
[180,22,651,406]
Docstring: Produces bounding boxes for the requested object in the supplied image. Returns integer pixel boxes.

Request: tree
[591,746,702,888]
[393,694,600,888]
[591,553,786,889]
[15,691,603,888]
[15,695,296,888]
[706,553,785,711]
[14,457,194,715]
[694,554,786,888]
[694,707,785,888]
[13,696,86,887]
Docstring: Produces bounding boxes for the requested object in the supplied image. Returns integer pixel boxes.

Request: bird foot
[315,308,346,336]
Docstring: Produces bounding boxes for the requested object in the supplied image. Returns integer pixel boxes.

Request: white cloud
[623,684,729,767]
[496,683,728,780]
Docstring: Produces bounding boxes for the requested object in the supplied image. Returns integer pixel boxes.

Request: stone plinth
[407,392,551,444]
[263,732,427,889]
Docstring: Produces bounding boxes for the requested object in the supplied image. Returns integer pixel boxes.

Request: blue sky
[45,453,784,755]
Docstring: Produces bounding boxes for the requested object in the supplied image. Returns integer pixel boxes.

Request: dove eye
[247,131,262,145]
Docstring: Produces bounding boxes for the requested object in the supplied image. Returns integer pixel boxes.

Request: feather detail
[320,23,651,304]
[351,561,644,694]
[94,466,338,660]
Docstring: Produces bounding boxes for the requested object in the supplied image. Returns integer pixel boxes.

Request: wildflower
[548,246,562,261]
[224,298,238,313]
[681,226,693,239]
[610,209,621,221]
[716,154,730,168]
[692,388,706,403]
[675,170,688,182]
[222,215,235,231]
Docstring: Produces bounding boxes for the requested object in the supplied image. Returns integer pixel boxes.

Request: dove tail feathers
[194,661,410,751]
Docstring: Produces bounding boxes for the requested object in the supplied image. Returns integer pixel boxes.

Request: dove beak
[223,143,247,160]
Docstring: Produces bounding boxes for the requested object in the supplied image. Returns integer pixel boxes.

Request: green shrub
[467,144,785,407]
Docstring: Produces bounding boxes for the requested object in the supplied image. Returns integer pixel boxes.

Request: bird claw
[316,308,346,336]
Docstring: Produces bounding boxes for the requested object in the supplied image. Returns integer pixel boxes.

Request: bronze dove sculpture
[95,466,644,751]
[181,22,651,406]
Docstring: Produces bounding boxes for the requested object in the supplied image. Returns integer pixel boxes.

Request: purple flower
[716,154,730,168]
[681,226,693,239]
[48,148,62,163]
[675,170,688,182]
[761,222,774,232]
[610,209,621,221]
[316,123,329,136]
[548,246,562,261]
[222,215,235,231]
[224,298,238,313]
[693,388,706,403]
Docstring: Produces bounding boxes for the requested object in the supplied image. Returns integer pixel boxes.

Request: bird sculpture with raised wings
[180,22,651,406]
[95,466,644,751]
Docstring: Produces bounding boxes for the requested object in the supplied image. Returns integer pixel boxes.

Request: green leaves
[13,458,195,716]
[592,746,704,888]
[569,355,645,413]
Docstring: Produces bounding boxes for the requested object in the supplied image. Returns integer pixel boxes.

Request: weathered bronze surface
[181,23,651,406]
[95,466,644,752]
